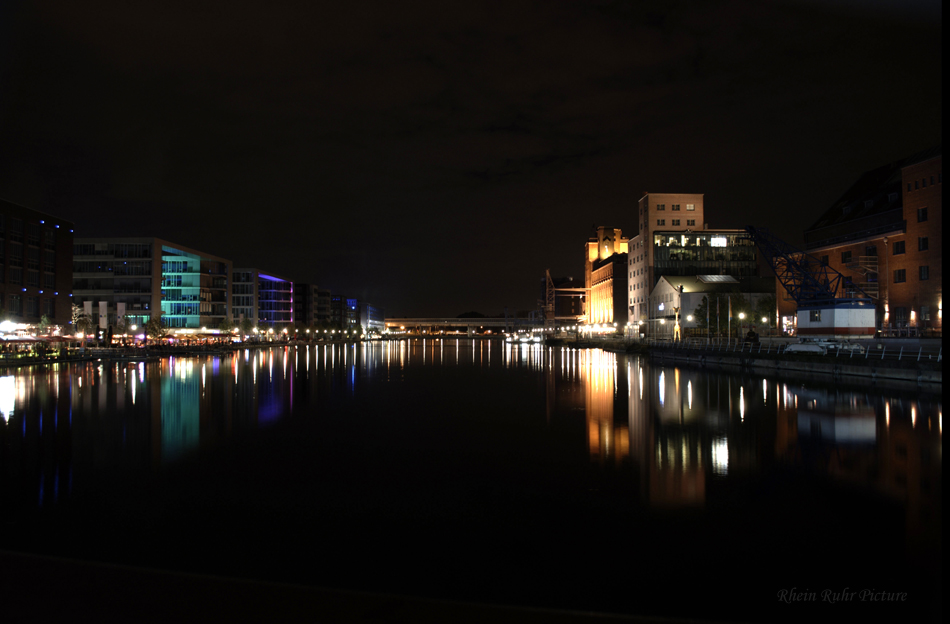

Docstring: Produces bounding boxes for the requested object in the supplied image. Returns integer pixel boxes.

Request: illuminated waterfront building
[0,199,74,327]
[628,193,763,330]
[73,237,231,330]
[360,302,385,334]
[797,146,942,334]
[584,226,629,325]
[232,268,293,331]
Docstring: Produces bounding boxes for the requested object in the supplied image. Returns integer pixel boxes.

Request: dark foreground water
[0,340,942,622]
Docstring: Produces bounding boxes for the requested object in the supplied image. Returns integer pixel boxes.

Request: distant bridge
[384,317,543,333]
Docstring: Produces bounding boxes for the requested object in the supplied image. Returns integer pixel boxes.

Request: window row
[907,174,941,191]
[653,203,696,212]
[0,294,55,318]
[892,266,930,283]
[831,238,930,261]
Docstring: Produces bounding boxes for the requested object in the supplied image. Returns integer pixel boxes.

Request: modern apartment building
[315,288,331,324]
[73,237,231,329]
[232,268,294,331]
[800,146,941,334]
[0,199,74,327]
[292,283,337,329]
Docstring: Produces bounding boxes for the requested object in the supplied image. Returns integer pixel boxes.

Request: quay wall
[645,347,941,386]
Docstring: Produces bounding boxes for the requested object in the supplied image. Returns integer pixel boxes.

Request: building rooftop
[804,145,941,248]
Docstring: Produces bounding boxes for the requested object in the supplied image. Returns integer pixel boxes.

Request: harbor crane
[745,226,875,337]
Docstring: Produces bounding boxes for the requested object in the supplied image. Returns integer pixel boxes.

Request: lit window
[686,204,695,211]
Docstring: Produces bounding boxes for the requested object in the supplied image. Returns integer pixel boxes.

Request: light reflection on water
[0,340,942,545]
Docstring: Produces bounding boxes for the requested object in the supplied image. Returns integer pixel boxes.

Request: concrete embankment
[645,346,941,387]
[546,337,942,387]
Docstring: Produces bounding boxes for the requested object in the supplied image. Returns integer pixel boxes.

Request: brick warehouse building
[0,199,74,327]
[585,226,629,326]
[790,146,942,336]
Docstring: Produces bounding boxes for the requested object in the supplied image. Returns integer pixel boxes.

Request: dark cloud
[0,0,941,316]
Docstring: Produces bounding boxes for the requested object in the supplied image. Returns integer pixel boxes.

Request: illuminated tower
[584,226,629,325]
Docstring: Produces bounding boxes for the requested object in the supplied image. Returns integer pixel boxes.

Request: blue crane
[745,226,872,306]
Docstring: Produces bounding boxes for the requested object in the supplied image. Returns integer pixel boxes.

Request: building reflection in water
[578,349,629,466]
[544,350,941,544]
[627,360,709,506]
[160,358,200,462]
[0,341,941,554]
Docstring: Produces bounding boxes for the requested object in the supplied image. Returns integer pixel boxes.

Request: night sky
[0,0,941,317]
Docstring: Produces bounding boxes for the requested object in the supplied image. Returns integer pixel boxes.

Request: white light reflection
[739,386,745,421]
[712,438,729,475]
[687,380,692,410]
[762,379,767,405]
[0,376,15,421]
[658,371,665,406]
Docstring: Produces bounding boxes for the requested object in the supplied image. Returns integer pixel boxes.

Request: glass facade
[652,231,758,279]
[160,246,202,328]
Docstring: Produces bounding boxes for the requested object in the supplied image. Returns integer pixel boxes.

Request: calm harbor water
[1,340,942,622]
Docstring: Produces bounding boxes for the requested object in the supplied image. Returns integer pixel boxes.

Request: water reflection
[161,358,200,462]
[543,351,941,544]
[0,341,941,552]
